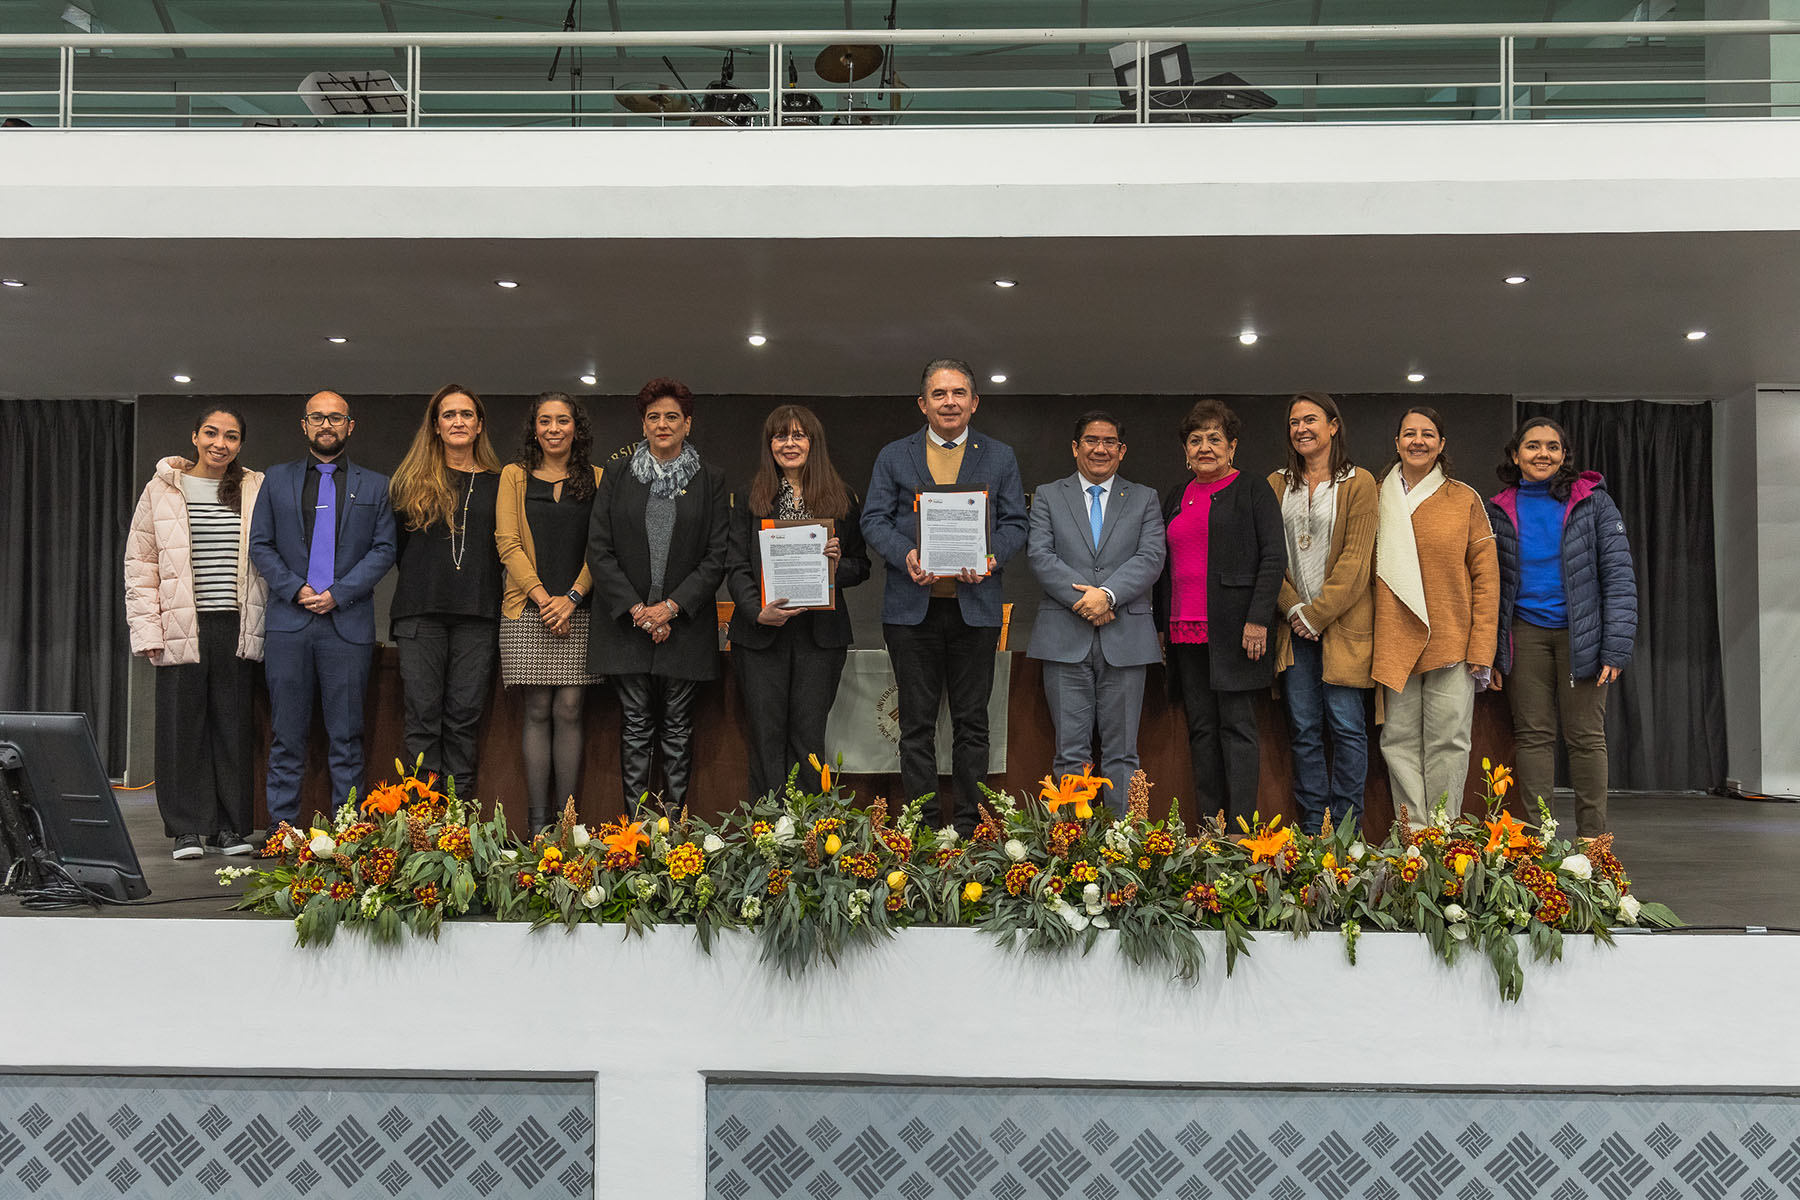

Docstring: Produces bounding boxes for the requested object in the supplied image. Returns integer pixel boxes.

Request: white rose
[935,825,961,849]
[501,849,519,862]
[703,833,724,854]
[1618,894,1641,925]
[581,886,605,909]
[1405,845,1422,860]
[1448,924,1470,941]
[1560,853,1592,880]
[1348,842,1366,862]
[1443,904,1467,923]
[1051,899,1089,931]
[1082,882,1101,904]
[571,824,591,848]
[1004,839,1028,862]
[1092,914,1111,929]
[308,833,337,859]
[773,815,796,843]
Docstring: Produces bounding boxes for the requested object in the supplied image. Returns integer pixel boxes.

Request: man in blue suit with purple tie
[862,359,1028,836]
[249,391,396,827]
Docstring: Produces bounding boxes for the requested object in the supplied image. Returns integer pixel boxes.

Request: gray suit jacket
[1026,472,1166,667]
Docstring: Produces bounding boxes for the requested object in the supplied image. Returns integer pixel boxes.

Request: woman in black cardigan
[726,404,871,800]
[1153,399,1288,825]
[585,378,730,818]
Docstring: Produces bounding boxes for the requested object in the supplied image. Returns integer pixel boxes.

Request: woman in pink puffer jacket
[123,406,269,861]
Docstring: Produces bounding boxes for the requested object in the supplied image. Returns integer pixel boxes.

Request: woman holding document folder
[726,404,870,800]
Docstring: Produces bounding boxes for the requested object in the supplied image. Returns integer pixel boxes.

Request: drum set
[614,43,901,127]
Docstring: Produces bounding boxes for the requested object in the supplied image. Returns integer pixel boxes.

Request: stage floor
[3,787,1797,928]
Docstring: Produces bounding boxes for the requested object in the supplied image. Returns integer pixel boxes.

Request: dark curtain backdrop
[0,398,136,772]
[1519,399,1725,792]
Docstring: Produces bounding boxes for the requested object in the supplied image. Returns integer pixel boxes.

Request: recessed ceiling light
[579,373,598,386]
[172,374,192,384]
[1238,331,1259,346]
[747,333,768,347]
[1504,274,1529,285]
[989,373,1008,384]
[494,279,519,289]
[326,336,347,344]
[1,278,24,288]
[993,278,1017,289]
[1685,329,1707,341]
[1406,372,1426,383]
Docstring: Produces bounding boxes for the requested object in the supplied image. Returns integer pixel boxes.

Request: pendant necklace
[1296,476,1319,552]
[449,469,475,570]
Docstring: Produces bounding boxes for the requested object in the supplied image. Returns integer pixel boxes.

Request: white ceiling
[0,230,1793,400]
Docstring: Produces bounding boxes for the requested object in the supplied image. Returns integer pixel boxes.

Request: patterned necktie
[307,463,337,594]
[1088,484,1104,550]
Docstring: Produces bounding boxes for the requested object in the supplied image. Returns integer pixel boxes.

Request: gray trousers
[1381,662,1476,827]
[1041,635,1147,810]
[1507,621,1610,837]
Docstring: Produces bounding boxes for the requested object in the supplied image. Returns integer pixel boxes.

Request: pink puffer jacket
[124,456,269,665]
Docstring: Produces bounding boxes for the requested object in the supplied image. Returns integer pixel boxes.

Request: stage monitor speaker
[0,712,148,902]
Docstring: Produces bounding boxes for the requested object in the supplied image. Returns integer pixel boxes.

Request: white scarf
[1376,464,1445,632]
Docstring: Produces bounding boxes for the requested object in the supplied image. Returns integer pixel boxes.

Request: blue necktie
[1088,483,1104,550]
[307,463,337,594]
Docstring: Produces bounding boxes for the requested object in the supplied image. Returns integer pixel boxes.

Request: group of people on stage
[123,358,1638,862]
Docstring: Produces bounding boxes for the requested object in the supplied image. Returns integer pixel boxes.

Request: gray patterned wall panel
[706,1081,1800,1200]
[0,1075,593,1199]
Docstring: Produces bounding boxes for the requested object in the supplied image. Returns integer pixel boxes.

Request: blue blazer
[861,429,1028,628]
[249,458,397,645]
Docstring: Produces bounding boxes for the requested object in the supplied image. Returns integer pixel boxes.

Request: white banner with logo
[823,649,1011,775]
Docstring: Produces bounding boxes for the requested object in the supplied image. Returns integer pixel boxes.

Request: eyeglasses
[772,431,810,443]
[303,413,349,428]
[1078,436,1121,449]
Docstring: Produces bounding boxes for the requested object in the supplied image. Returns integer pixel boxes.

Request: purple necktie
[306,463,337,594]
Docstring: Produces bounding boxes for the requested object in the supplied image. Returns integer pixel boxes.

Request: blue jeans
[1282,634,1369,834]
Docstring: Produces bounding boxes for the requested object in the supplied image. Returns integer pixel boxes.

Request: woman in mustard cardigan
[1371,406,1499,827]
[496,392,605,831]
[1266,392,1377,835]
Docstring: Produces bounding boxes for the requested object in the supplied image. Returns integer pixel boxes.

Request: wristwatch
[565,588,582,605]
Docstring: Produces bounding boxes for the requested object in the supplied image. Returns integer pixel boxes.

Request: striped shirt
[179,474,241,611]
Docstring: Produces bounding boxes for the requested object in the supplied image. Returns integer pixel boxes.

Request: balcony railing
[1,21,1798,130]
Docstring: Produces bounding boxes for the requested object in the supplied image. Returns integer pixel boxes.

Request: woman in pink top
[1153,399,1287,824]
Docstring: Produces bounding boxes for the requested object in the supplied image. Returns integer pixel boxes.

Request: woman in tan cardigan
[1371,406,1499,826]
[124,405,267,860]
[496,393,605,830]
[1267,392,1376,835]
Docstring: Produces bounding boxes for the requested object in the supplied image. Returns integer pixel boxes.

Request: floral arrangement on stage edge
[221,754,1680,1001]
[219,757,509,944]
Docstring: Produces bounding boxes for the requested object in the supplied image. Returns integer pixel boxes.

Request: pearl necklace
[449,469,475,570]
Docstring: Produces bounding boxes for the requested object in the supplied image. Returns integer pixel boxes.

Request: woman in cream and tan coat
[123,405,268,860]
[1371,405,1499,827]
[1266,392,1377,835]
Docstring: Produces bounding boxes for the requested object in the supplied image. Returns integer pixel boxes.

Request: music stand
[299,70,408,121]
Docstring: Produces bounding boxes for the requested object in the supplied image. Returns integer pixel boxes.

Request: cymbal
[814,43,883,84]
[617,86,693,116]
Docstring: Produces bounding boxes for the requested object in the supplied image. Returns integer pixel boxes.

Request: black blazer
[1153,470,1287,694]
[725,494,871,651]
[585,460,731,681]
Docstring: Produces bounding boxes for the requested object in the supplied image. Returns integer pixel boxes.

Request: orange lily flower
[1484,810,1529,854]
[603,820,649,857]
[361,782,406,816]
[1040,765,1112,820]
[1236,817,1292,864]
[1489,764,1514,797]
[808,754,833,794]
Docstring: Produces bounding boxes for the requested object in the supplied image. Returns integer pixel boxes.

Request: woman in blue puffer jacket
[1487,416,1637,838]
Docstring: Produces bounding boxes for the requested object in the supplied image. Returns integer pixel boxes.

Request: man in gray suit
[1026,411,1167,809]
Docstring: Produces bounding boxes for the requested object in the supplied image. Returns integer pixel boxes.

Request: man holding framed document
[862,358,1028,836]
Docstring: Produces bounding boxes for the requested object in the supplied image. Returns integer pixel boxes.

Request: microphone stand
[546,0,583,127]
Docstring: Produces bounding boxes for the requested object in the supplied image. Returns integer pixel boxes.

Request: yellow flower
[886,870,907,890]
[824,833,842,856]
[1452,852,1473,876]
[1137,856,1152,870]
[808,753,834,793]
[656,815,670,834]
[1322,853,1338,869]
[962,881,983,903]
[540,846,563,864]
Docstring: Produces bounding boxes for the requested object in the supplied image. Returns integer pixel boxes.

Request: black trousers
[613,673,698,815]
[884,598,1001,834]
[735,622,847,801]
[394,615,498,799]
[1171,641,1262,826]
[154,610,254,839]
